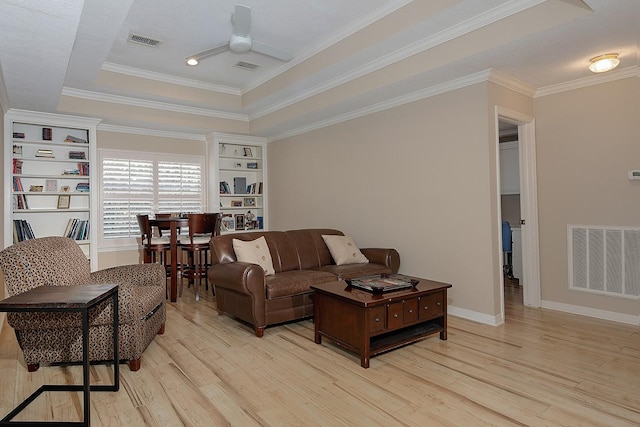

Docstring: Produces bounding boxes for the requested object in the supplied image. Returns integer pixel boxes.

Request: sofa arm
[361,248,400,273]
[90,263,165,287]
[208,262,266,301]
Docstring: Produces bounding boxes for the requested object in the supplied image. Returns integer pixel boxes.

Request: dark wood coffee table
[312,277,451,368]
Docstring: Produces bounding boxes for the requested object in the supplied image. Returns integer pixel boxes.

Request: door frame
[495,106,541,320]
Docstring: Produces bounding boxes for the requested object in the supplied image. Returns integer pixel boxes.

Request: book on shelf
[64,135,87,144]
[68,151,86,159]
[35,149,55,158]
[13,219,35,243]
[78,163,89,175]
[13,176,23,191]
[13,194,29,209]
[62,168,80,175]
[219,181,231,194]
[12,159,23,174]
[12,132,25,139]
[65,218,90,240]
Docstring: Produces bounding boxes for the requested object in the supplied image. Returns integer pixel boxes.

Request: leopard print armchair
[0,236,166,372]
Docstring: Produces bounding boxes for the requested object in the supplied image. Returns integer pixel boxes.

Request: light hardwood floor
[1,283,638,426]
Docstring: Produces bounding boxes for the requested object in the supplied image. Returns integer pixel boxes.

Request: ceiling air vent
[234,61,260,71]
[128,33,162,47]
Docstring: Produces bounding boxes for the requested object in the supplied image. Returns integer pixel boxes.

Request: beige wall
[96,130,206,270]
[534,77,640,316]
[268,83,530,318]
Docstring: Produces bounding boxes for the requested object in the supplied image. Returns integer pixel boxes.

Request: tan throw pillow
[233,236,276,276]
[322,235,369,265]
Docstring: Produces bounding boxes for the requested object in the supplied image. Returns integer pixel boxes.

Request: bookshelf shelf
[5,110,100,268]
[207,132,267,234]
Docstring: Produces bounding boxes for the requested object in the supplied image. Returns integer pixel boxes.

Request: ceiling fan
[186,4,294,66]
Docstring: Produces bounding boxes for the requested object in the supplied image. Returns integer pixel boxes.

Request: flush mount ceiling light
[588,53,620,73]
[186,57,199,66]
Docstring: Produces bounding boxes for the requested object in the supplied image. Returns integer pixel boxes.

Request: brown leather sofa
[208,229,400,337]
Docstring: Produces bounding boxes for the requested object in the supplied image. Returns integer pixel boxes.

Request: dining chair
[178,213,221,301]
[137,214,171,297]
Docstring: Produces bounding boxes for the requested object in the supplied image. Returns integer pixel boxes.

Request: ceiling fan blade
[186,44,230,62]
[251,40,294,62]
[232,4,251,37]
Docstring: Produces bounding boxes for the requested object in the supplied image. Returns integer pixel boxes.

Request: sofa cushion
[233,236,275,275]
[322,235,369,265]
[265,270,337,299]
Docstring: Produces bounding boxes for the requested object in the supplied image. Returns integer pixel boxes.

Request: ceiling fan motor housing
[230,34,252,53]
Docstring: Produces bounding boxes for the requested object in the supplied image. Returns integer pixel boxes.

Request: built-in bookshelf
[4,110,100,269]
[207,132,267,234]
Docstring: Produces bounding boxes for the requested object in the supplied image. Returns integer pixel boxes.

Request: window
[99,150,204,246]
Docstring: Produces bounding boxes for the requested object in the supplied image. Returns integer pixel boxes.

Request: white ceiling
[0,0,638,140]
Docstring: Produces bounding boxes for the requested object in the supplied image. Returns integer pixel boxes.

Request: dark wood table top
[0,284,118,311]
[312,277,451,307]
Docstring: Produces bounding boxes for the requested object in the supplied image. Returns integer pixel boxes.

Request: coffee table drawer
[419,291,445,320]
[369,306,386,332]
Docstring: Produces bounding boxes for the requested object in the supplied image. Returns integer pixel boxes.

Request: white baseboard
[541,300,640,326]
[448,305,504,326]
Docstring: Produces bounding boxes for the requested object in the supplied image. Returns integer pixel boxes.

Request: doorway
[495,107,541,323]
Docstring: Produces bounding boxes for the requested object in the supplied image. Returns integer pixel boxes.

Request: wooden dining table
[149,216,189,302]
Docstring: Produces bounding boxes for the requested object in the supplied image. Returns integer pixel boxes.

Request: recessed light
[186,58,199,66]
[588,53,620,73]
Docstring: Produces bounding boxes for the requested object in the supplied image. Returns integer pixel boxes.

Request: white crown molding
[101,62,241,96]
[97,123,205,141]
[267,69,494,142]
[61,87,248,121]
[251,0,545,120]
[541,300,640,326]
[6,108,101,127]
[243,0,415,93]
[488,69,536,97]
[535,66,639,98]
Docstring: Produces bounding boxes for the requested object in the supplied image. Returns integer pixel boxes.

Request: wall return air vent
[128,33,162,47]
[568,225,640,298]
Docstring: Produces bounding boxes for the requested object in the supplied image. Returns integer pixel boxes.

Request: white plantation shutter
[100,150,204,244]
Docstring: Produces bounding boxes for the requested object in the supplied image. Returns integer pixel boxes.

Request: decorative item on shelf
[220,143,226,155]
[234,177,247,194]
[62,168,80,175]
[231,200,242,207]
[57,195,71,209]
[234,162,242,168]
[243,147,252,157]
[13,145,22,156]
[60,185,70,192]
[234,214,245,230]
[29,185,43,192]
[12,132,25,139]
[244,197,256,207]
[234,149,239,156]
[45,179,57,192]
[247,162,258,169]
[42,127,52,141]
[64,135,87,143]
[68,151,86,160]
[75,182,90,192]
[220,214,234,232]
[35,149,54,158]
[257,216,263,230]
[245,210,255,230]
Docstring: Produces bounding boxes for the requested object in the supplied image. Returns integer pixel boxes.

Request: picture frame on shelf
[235,214,245,230]
[57,195,70,209]
[243,147,252,157]
[29,185,43,192]
[243,197,256,207]
[231,200,242,207]
[13,145,22,155]
[220,214,234,232]
[247,162,258,169]
[45,179,57,192]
